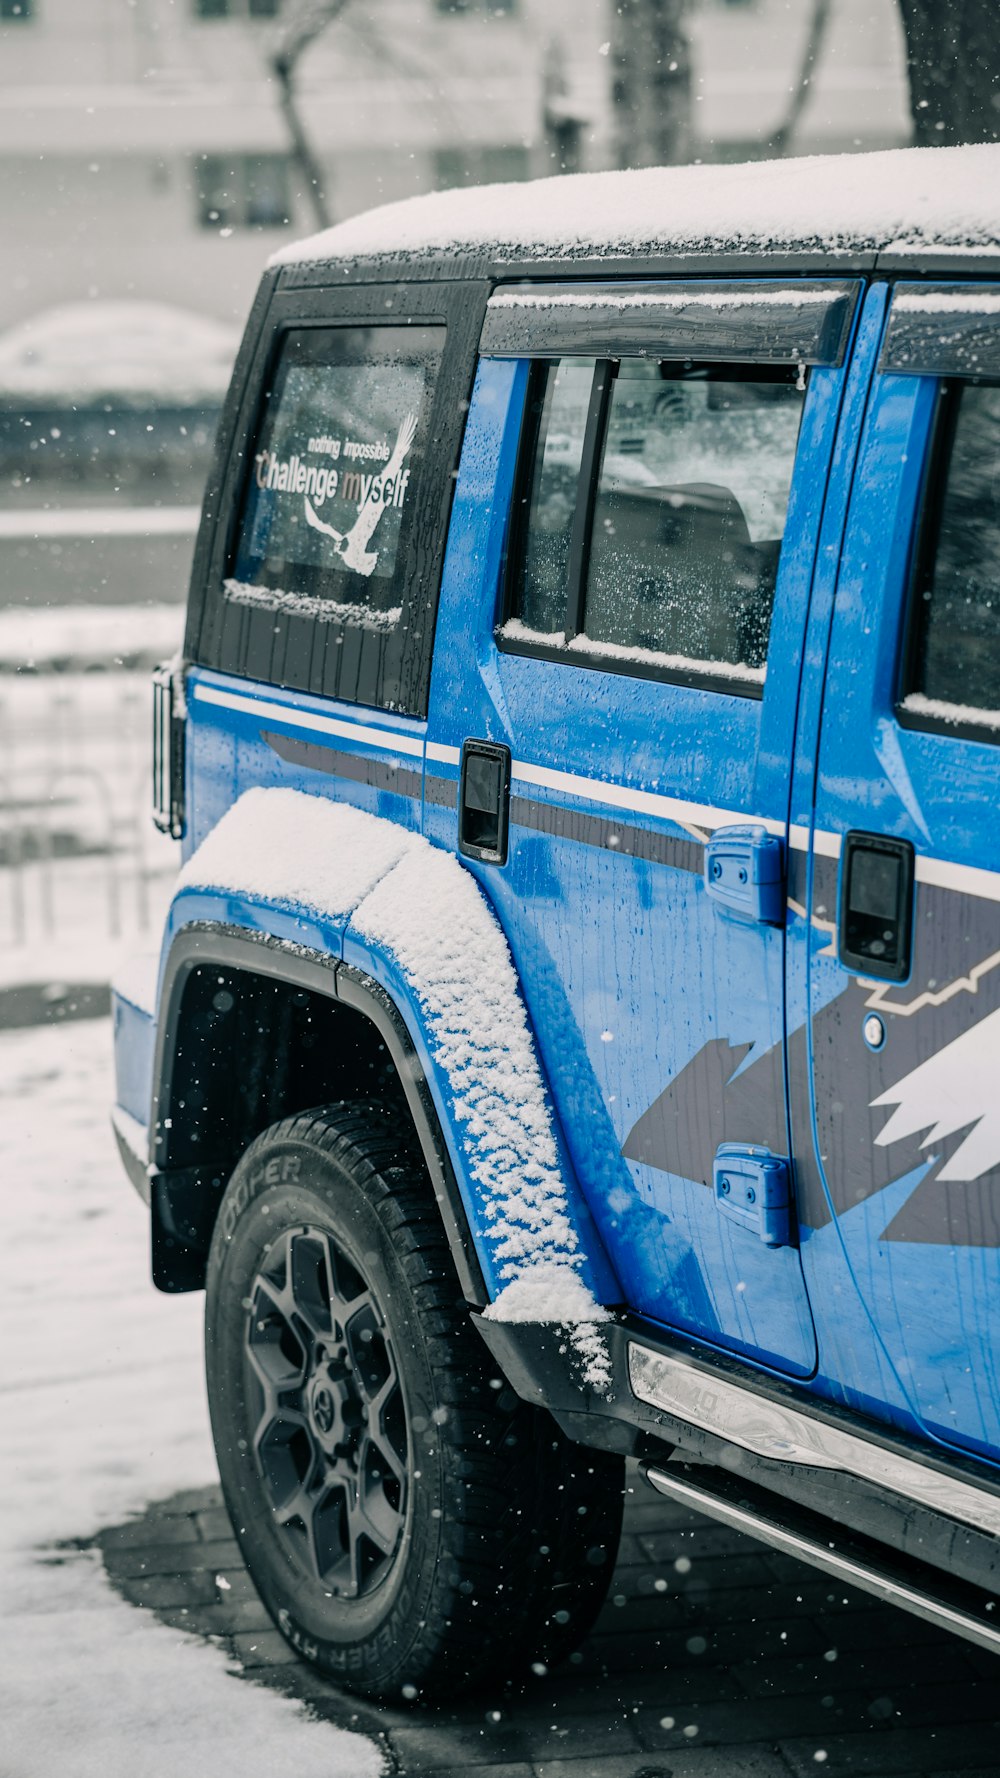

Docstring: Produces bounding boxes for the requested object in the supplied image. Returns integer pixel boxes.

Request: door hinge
[714,1143,794,1248]
[705,824,785,926]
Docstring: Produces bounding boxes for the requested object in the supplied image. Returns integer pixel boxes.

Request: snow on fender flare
[175,787,616,1388]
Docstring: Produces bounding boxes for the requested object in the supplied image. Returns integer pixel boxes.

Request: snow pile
[893,288,1000,315]
[177,785,422,918]
[0,301,238,404]
[500,617,765,685]
[0,507,200,540]
[489,284,840,313]
[179,789,611,1384]
[271,144,1000,270]
[900,691,1000,732]
[225,578,401,634]
[0,1019,382,1778]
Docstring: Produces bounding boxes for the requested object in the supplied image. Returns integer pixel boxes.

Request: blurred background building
[0,0,911,333]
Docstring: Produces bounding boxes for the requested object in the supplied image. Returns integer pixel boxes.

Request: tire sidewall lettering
[218,1151,301,1244]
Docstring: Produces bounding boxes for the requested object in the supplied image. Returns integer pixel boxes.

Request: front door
[429,279,864,1377]
[800,283,1000,1456]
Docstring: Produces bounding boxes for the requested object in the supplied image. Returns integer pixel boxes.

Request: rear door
[799,283,1000,1456]
[427,279,863,1376]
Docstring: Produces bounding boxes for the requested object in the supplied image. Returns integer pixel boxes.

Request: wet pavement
[90,1465,1000,1778]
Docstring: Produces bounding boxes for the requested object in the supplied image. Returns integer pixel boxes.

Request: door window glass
[585,365,802,683]
[504,357,805,692]
[232,325,443,633]
[902,382,1000,731]
[514,357,595,637]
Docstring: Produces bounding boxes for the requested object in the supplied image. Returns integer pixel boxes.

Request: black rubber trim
[564,359,617,641]
[149,925,487,1307]
[263,729,422,799]
[427,774,707,874]
[279,254,883,296]
[475,1311,1000,1599]
[425,772,458,808]
[336,962,487,1306]
[494,629,767,700]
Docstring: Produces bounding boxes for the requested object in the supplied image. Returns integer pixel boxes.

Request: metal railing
[0,670,178,953]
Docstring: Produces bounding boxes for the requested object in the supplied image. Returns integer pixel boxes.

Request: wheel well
[150,942,487,1306]
[158,961,410,1179]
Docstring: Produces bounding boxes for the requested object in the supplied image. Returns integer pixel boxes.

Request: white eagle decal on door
[872,1001,1000,1182]
[303,411,417,577]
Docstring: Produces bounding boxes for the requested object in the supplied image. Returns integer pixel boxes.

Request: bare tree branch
[271,0,354,230]
[766,0,832,156]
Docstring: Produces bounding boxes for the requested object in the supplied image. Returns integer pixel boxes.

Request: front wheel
[204,1104,624,1700]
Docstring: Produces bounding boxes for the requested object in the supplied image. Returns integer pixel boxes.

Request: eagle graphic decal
[302,411,417,577]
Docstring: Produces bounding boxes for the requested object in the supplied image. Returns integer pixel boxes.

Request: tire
[204,1104,624,1700]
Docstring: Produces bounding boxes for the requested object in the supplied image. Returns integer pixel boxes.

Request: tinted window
[504,357,805,692]
[902,382,1000,730]
[232,326,441,634]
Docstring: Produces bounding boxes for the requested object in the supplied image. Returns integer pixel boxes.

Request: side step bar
[644,1458,1000,1660]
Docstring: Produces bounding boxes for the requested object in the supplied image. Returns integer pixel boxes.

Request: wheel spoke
[286,1230,337,1343]
[366,1423,407,1488]
[325,1239,370,1321]
[345,1471,399,1587]
[251,1396,310,1463]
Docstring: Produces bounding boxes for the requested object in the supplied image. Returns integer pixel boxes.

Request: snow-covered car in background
[113,142,1000,1700]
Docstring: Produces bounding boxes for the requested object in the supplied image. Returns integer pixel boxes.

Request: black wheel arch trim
[149,923,488,1306]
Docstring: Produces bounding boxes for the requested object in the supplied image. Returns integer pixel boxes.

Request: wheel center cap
[312,1385,336,1435]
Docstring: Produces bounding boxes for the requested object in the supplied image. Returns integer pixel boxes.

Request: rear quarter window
[206,320,446,713]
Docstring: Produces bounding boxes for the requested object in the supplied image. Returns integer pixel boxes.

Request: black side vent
[152,661,186,840]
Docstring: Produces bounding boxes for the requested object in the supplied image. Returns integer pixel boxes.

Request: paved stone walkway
[91,1469,999,1778]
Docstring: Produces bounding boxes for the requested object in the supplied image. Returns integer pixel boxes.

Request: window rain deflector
[880,284,1000,380]
[481,281,859,367]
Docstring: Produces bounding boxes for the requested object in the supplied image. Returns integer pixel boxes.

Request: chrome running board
[644,1461,1000,1659]
[629,1342,1000,1541]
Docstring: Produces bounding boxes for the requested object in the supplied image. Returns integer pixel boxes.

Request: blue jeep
[113,144,1000,1698]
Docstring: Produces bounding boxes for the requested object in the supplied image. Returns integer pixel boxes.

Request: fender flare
[150,922,488,1305]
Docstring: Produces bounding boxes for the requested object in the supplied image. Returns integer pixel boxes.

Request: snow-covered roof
[0,302,240,404]
[271,145,1000,277]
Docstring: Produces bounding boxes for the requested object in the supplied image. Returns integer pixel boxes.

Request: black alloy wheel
[205,1103,625,1700]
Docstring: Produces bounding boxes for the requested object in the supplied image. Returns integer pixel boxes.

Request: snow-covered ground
[0,1016,382,1778]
